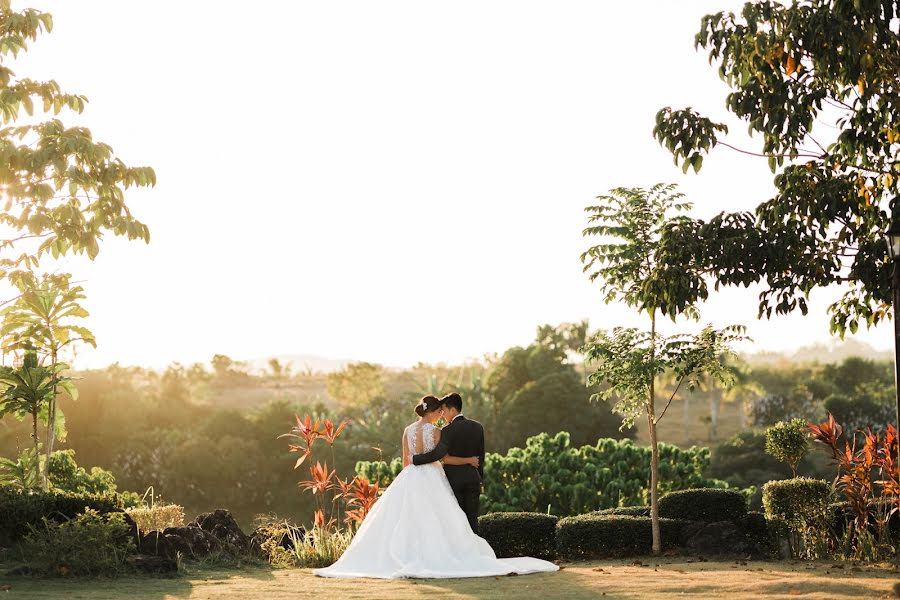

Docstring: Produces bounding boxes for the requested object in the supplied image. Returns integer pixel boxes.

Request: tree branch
[655,375,685,425]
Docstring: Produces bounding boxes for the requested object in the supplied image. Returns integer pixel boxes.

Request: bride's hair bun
[415,395,442,417]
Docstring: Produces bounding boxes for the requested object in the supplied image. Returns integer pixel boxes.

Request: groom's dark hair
[441,392,463,413]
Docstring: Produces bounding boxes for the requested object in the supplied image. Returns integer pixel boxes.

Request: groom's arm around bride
[412,393,485,533]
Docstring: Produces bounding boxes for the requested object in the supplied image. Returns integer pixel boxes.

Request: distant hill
[244,354,352,375]
[742,338,892,366]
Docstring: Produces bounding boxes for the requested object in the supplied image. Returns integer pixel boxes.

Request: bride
[315,395,559,579]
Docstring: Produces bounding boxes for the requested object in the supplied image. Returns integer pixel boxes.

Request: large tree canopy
[653,0,900,335]
[0,2,154,284]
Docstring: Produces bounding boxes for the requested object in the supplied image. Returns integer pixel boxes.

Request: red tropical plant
[807,413,899,553]
[322,419,348,446]
[345,476,380,526]
[280,415,324,469]
[283,413,382,533]
[313,509,336,531]
[299,461,335,497]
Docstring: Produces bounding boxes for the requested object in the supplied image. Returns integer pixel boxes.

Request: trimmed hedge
[556,515,689,559]
[762,478,831,531]
[0,488,125,546]
[737,510,775,557]
[592,506,650,517]
[478,512,559,559]
[658,488,747,522]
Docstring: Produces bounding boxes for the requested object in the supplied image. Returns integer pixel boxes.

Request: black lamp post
[886,220,900,439]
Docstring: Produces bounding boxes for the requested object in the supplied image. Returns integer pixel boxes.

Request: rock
[126,554,178,574]
[163,526,220,557]
[139,526,220,559]
[193,510,250,550]
[119,511,141,547]
[680,521,752,556]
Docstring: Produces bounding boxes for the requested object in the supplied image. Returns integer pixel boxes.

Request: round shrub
[764,419,810,477]
[556,515,688,559]
[478,512,559,559]
[762,478,831,530]
[658,488,747,522]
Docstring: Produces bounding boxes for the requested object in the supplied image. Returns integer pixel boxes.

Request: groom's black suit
[412,415,485,534]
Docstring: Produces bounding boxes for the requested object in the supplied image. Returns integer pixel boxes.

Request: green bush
[658,488,747,522]
[592,506,650,517]
[555,515,688,559]
[355,457,403,489]
[707,431,832,510]
[478,512,559,559]
[763,477,831,558]
[0,487,124,546]
[21,508,135,576]
[358,432,733,517]
[764,419,810,477]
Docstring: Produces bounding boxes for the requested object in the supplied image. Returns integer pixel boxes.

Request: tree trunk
[738,396,746,431]
[43,345,58,492]
[649,312,661,556]
[682,392,691,445]
[31,407,41,489]
[709,393,720,442]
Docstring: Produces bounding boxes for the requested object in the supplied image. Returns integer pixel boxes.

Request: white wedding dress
[315,421,559,579]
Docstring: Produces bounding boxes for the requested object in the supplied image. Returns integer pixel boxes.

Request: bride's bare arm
[402,429,410,468]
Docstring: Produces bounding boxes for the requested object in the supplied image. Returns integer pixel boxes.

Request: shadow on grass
[0,561,278,600]
[406,568,602,600]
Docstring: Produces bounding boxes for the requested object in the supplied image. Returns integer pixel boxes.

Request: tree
[652,0,900,335]
[536,321,591,383]
[0,2,154,282]
[267,357,292,381]
[0,273,90,487]
[765,419,811,477]
[326,362,385,408]
[0,360,74,489]
[581,184,744,554]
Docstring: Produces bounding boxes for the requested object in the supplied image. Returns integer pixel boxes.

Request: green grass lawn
[1,559,897,599]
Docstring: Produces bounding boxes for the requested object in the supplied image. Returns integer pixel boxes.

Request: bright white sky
[12,0,895,370]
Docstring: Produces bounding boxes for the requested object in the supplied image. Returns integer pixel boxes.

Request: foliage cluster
[357,431,731,517]
[0,487,123,545]
[656,488,747,522]
[21,508,135,577]
[764,419,811,477]
[808,413,900,559]
[125,503,185,535]
[762,477,832,558]
[555,514,688,560]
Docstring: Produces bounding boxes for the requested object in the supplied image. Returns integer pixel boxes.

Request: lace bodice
[406,421,437,455]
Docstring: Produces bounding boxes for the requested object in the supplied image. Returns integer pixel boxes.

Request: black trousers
[452,481,481,534]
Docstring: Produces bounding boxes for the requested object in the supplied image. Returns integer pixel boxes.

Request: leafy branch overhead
[581,184,708,321]
[0,1,155,281]
[585,324,746,430]
[652,0,900,335]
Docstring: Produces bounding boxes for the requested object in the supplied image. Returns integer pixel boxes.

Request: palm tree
[720,361,763,432]
[1,274,91,488]
[0,361,75,489]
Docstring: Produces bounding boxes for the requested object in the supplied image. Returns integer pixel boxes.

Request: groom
[412,392,485,533]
